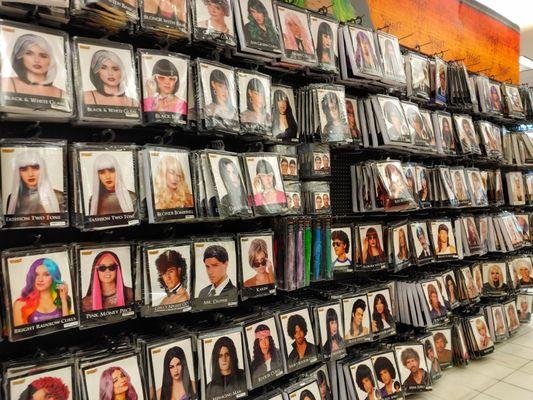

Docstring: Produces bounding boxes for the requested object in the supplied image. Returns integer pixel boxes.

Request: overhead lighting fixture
[519,56,533,71]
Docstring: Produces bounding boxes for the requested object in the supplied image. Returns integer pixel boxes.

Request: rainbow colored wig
[17,258,63,325]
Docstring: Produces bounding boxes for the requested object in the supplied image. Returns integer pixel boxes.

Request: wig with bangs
[7,150,60,215]
[90,153,133,216]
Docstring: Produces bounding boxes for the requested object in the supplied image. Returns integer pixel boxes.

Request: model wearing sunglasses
[331,230,351,268]
[82,250,134,312]
[243,238,275,288]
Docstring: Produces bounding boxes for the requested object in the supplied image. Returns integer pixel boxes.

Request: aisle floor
[410,323,533,399]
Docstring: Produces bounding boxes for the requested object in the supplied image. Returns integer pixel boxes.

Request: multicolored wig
[85,251,125,311]
[99,366,138,400]
[18,376,70,400]
[17,258,64,325]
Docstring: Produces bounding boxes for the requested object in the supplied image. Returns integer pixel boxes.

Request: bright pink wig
[86,251,125,311]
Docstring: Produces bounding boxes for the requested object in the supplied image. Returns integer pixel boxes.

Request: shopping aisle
[412,324,533,399]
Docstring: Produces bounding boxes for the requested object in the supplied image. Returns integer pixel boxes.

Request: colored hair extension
[313,223,322,280]
[304,221,312,285]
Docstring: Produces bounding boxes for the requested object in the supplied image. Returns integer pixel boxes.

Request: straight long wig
[85,251,125,311]
[159,346,194,400]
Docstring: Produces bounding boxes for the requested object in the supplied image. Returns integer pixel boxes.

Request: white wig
[90,153,133,215]
[11,34,57,85]
[8,150,60,214]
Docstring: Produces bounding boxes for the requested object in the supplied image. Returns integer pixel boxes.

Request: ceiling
[475,0,533,84]
[475,0,533,29]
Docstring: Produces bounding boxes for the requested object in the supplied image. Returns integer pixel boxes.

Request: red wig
[31,376,70,400]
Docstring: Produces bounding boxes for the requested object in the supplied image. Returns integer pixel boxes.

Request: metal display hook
[93,128,116,142]
[32,233,43,247]
[210,46,223,62]
[155,128,174,145]
[317,5,330,15]
[376,23,391,32]
[154,36,172,52]
[25,121,43,139]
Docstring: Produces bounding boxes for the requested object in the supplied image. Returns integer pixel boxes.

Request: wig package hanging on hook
[3,354,76,400]
[242,314,285,390]
[78,347,147,400]
[1,244,79,341]
[242,152,288,216]
[141,145,196,223]
[71,0,139,33]
[192,236,239,311]
[236,68,273,138]
[75,242,137,330]
[71,36,142,127]
[143,334,199,400]
[238,231,276,300]
[0,138,69,229]
[196,58,240,134]
[197,326,248,400]
[71,142,141,231]
[0,19,74,121]
[205,149,253,218]
[138,0,191,41]
[138,49,190,126]
[139,239,193,317]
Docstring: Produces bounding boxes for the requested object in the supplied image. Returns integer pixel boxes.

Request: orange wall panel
[366,0,520,83]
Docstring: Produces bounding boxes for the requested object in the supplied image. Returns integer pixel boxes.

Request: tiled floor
[411,323,533,399]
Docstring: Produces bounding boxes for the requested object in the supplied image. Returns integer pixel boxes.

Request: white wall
[520,26,533,85]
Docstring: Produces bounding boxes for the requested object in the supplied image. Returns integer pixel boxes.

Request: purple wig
[99,366,138,400]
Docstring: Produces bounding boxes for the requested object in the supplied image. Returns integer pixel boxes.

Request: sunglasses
[97,264,118,272]
[332,241,344,248]
[252,258,268,268]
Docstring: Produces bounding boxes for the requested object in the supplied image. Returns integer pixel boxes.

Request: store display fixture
[0,1,532,400]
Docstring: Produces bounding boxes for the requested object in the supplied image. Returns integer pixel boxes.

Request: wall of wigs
[0,1,532,400]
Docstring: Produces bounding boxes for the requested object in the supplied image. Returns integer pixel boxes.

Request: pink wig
[87,251,125,311]
[283,13,313,54]
[99,366,138,400]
